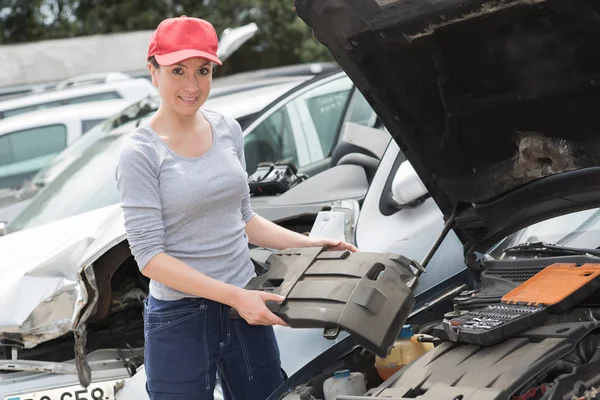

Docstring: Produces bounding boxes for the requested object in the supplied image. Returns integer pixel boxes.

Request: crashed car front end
[0,204,146,394]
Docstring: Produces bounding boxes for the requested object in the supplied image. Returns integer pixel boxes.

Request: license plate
[4,378,125,400]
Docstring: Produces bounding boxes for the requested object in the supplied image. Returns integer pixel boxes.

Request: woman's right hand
[232,289,288,326]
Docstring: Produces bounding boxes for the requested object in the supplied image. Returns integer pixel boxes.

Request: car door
[355,142,467,297]
[242,72,354,175]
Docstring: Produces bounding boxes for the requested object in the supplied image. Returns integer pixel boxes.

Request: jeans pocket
[144,297,206,337]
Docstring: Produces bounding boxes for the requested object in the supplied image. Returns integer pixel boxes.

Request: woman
[116,16,357,400]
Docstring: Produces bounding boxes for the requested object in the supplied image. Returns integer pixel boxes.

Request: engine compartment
[275,256,600,400]
[386,322,600,400]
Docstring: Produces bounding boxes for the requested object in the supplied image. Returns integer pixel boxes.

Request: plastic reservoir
[375,324,434,380]
[323,369,367,400]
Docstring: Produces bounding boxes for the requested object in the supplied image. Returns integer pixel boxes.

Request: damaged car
[235,0,600,399]
[0,68,389,400]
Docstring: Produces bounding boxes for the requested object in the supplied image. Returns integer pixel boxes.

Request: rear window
[3,101,64,118]
[1,91,121,119]
[0,124,67,165]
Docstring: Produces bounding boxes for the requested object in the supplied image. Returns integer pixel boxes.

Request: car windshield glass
[487,207,600,258]
[6,122,138,233]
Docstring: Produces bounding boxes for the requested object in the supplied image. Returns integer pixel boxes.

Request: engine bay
[275,256,600,400]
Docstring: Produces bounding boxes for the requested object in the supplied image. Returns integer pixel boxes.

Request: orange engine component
[502,263,600,306]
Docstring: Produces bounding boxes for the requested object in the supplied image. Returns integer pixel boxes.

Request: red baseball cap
[148,16,222,66]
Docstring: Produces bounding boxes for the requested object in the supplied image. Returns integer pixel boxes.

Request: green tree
[0,0,45,44]
[71,0,174,34]
[205,0,333,76]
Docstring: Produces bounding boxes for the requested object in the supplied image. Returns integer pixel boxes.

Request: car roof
[0,99,131,135]
[204,78,310,120]
[0,78,149,112]
[210,75,309,99]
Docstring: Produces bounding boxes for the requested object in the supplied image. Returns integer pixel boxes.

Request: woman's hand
[309,237,358,252]
[232,289,288,326]
[246,215,360,252]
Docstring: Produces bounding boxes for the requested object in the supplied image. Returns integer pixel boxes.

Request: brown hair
[148,56,160,68]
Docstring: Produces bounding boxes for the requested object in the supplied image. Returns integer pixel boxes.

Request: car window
[82,118,105,133]
[3,101,65,118]
[0,124,67,164]
[242,75,354,173]
[7,132,127,233]
[65,91,121,105]
[292,76,353,158]
[7,115,243,232]
[243,106,297,174]
[237,112,258,131]
[0,136,12,166]
[0,124,67,189]
[344,88,377,128]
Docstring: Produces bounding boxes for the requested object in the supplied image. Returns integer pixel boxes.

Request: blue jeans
[143,295,284,399]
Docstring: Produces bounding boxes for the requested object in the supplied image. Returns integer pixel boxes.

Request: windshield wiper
[503,241,600,258]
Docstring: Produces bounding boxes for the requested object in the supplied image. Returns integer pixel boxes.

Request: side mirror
[0,221,7,237]
[391,161,428,206]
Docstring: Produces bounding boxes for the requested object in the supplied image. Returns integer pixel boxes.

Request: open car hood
[294,0,600,252]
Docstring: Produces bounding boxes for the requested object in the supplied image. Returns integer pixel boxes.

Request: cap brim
[154,49,222,66]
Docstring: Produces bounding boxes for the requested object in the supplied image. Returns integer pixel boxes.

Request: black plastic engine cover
[229,247,419,357]
[377,322,600,400]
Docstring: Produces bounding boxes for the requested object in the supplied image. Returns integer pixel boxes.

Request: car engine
[278,258,600,400]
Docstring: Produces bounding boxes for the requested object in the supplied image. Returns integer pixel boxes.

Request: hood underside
[295,0,600,251]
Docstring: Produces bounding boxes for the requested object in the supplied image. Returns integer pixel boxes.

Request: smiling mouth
[179,96,199,104]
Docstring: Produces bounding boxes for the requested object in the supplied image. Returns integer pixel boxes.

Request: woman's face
[149,57,213,117]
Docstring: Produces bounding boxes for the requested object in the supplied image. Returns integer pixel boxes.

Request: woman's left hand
[309,237,358,252]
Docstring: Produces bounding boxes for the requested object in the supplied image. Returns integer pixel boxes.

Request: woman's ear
[148,63,159,88]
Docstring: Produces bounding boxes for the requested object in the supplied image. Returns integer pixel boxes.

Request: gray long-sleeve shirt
[116,108,256,300]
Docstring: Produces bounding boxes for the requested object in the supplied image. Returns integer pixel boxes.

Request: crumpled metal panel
[74,263,98,388]
[0,204,126,349]
[0,235,94,348]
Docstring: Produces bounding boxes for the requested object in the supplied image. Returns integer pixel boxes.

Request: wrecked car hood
[0,204,125,347]
[294,0,600,252]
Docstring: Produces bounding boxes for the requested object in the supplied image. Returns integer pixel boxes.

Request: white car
[0,132,460,400]
[0,77,156,120]
[0,69,389,399]
[53,72,133,91]
[0,77,309,226]
[0,80,358,400]
[0,99,134,190]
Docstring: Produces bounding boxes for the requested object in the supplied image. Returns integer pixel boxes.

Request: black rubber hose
[576,335,600,364]
[544,360,578,377]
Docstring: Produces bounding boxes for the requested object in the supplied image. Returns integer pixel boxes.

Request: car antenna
[416,206,458,277]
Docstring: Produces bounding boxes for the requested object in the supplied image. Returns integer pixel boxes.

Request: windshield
[487,208,600,258]
[6,121,138,233]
